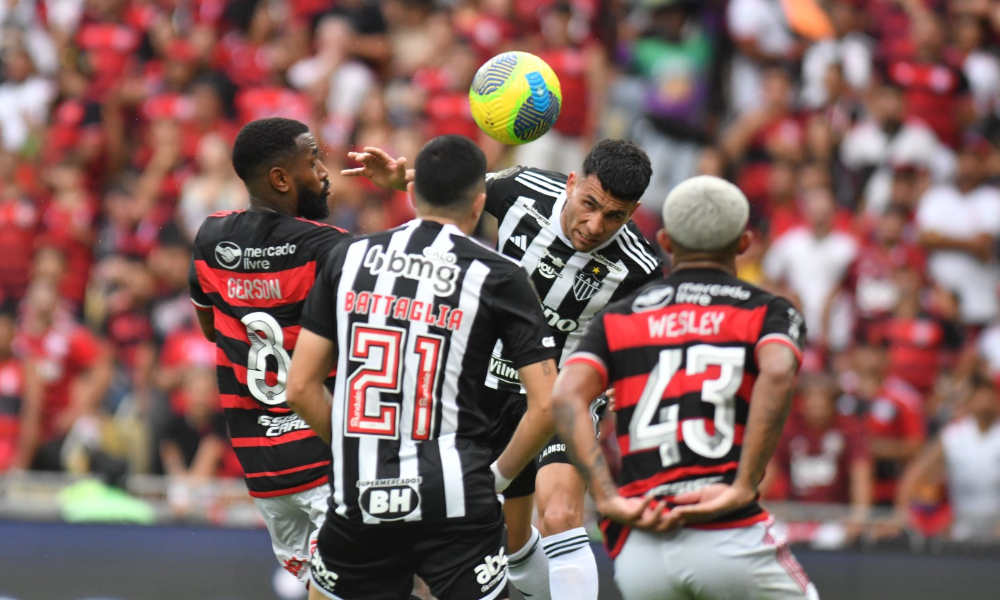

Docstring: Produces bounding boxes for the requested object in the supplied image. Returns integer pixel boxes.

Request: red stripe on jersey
[564,353,608,388]
[245,460,331,479]
[600,520,630,558]
[231,428,317,447]
[618,462,738,497]
[615,366,757,412]
[194,259,316,307]
[219,393,292,413]
[213,310,302,349]
[755,334,803,369]
[604,305,767,352]
[294,217,348,232]
[248,475,329,498]
[208,210,246,219]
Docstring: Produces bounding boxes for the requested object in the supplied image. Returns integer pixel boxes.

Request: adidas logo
[511,235,527,251]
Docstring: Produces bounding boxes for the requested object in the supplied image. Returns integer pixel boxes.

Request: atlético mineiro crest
[573,267,602,302]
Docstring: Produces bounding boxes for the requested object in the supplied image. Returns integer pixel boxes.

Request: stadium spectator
[159,367,230,482]
[177,133,248,241]
[839,80,954,216]
[725,0,800,114]
[0,43,56,153]
[13,279,113,473]
[884,10,973,150]
[840,340,925,505]
[762,184,857,348]
[0,306,21,472]
[765,372,873,542]
[799,0,872,110]
[896,373,1000,540]
[0,154,38,304]
[916,139,1000,328]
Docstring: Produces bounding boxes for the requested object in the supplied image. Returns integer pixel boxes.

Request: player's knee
[538,503,583,536]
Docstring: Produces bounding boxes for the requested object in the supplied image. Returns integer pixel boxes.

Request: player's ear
[269,166,291,193]
[736,230,753,255]
[656,229,673,255]
[406,181,417,209]
[471,191,486,221]
[565,171,576,195]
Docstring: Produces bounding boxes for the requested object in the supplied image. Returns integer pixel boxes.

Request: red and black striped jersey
[565,268,806,557]
[188,209,350,498]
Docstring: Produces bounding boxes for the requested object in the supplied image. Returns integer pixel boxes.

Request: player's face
[290,133,331,220]
[561,173,638,252]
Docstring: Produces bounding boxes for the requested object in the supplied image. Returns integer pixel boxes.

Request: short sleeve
[755,296,806,368]
[299,245,345,343]
[491,267,560,369]
[188,257,212,311]
[564,313,611,389]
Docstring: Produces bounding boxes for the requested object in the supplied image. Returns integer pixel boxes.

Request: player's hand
[604,388,616,412]
[597,495,672,531]
[341,147,411,191]
[660,483,757,530]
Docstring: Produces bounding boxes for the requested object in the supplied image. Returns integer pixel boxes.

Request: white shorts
[613,519,820,600]
[252,483,330,582]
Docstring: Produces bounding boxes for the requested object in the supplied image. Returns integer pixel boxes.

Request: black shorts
[536,394,608,470]
[310,511,508,600]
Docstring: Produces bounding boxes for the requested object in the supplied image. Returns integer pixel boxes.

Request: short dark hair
[413,135,487,209]
[582,139,652,203]
[231,118,309,183]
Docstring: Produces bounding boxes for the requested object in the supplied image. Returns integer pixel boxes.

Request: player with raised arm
[285,135,558,600]
[552,176,819,599]
[343,139,661,600]
[188,118,349,585]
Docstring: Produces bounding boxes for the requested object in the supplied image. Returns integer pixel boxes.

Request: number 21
[345,324,444,440]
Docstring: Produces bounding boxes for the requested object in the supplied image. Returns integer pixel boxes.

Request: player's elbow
[284,373,311,413]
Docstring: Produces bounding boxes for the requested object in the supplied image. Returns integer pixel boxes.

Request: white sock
[542,527,598,600]
[508,526,550,600]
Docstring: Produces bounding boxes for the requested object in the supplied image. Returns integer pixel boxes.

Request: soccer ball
[469,51,562,146]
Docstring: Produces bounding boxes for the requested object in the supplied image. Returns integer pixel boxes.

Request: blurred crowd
[1,0,1000,541]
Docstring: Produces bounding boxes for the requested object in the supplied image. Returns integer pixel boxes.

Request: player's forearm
[497,360,557,480]
[286,382,332,443]
[735,365,796,492]
[553,396,619,504]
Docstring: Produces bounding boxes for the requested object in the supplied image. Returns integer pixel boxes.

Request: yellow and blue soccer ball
[469,51,562,146]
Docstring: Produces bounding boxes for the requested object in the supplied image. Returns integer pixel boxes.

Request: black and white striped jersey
[483,166,663,393]
[300,219,557,526]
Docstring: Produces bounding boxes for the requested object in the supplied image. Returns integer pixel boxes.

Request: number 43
[628,345,744,467]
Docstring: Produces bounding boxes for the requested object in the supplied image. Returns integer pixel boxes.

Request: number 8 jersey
[565,268,806,555]
[189,209,350,498]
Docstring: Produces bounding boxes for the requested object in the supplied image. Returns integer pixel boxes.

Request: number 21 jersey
[300,220,557,526]
[189,209,350,497]
[565,268,806,555]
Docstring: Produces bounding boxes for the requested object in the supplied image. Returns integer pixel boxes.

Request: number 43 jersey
[189,209,350,498]
[564,268,806,554]
[300,220,558,526]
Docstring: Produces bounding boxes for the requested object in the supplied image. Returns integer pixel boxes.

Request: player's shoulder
[607,222,662,276]
[193,209,247,243]
[487,165,567,205]
[277,215,350,248]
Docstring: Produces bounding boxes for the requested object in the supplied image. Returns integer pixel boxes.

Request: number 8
[242,311,293,406]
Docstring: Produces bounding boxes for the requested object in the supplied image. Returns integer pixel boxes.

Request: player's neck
[419,214,476,236]
[248,195,297,217]
[670,258,737,277]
